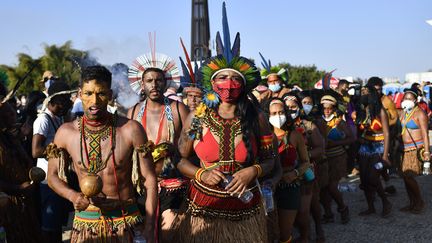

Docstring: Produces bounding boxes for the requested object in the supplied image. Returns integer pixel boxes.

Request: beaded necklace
[401,106,418,135]
[202,109,241,171]
[79,114,116,173]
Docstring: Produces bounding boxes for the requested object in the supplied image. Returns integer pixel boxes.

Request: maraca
[79,173,103,198]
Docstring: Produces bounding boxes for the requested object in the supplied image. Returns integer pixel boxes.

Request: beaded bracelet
[194,168,206,182]
[253,164,263,178]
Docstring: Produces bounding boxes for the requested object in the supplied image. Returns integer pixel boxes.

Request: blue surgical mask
[268,83,281,92]
[44,79,52,90]
[303,104,313,115]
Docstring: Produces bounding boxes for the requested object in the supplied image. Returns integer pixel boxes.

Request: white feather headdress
[128,32,180,95]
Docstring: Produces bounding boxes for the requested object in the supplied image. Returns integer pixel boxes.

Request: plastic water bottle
[0,227,6,243]
[423,162,431,175]
[374,161,384,170]
[338,184,349,192]
[133,231,146,243]
[220,174,254,203]
[262,184,274,212]
[347,183,358,192]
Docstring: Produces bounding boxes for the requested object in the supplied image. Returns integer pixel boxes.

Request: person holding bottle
[284,92,326,243]
[267,97,311,243]
[174,3,275,242]
[355,85,392,217]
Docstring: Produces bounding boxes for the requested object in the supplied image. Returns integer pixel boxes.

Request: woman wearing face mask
[298,91,315,118]
[320,94,353,224]
[175,4,275,241]
[283,92,326,243]
[399,89,430,214]
[267,97,311,243]
[355,86,392,217]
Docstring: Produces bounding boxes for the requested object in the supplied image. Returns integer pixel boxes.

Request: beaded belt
[187,179,261,221]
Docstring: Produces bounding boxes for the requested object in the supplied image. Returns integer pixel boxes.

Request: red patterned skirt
[173,179,267,243]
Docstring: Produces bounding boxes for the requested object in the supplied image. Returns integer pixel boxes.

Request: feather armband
[152,142,175,163]
[186,117,203,140]
[135,141,155,157]
[186,103,207,140]
[44,143,70,183]
[45,143,63,159]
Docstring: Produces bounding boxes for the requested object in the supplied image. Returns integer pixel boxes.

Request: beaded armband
[135,141,155,157]
[259,134,275,160]
[45,143,63,159]
[194,168,206,182]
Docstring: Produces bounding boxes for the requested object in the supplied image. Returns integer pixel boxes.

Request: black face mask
[360,95,369,106]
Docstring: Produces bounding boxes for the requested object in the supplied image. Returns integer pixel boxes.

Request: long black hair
[235,90,261,165]
[355,85,383,124]
[297,90,314,105]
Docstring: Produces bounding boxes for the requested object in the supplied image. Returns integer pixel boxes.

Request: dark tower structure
[191,0,211,61]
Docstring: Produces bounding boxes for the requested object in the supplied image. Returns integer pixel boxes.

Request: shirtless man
[47,66,157,242]
[128,66,189,241]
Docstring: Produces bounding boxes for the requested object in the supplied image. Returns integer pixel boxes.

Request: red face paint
[212,79,243,103]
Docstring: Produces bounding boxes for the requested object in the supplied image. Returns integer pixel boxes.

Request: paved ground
[62,174,432,242]
[314,174,432,243]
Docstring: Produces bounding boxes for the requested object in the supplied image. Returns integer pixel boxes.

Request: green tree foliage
[278,62,326,89]
[0,41,97,95]
[0,69,9,87]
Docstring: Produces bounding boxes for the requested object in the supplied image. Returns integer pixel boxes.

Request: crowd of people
[1,3,432,243]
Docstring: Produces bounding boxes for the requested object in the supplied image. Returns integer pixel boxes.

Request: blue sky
[1,0,431,81]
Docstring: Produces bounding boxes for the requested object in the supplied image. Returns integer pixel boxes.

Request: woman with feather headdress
[174,3,274,242]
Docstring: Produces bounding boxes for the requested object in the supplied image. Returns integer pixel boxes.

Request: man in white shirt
[32,81,72,243]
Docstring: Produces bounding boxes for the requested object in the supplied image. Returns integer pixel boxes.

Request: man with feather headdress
[127,34,189,242]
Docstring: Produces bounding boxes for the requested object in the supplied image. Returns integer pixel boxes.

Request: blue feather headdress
[200,1,260,95]
[258,52,288,84]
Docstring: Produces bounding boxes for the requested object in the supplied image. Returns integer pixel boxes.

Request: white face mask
[269,114,287,129]
[401,100,415,111]
[303,104,313,115]
[289,109,299,119]
[322,114,334,122]
[347,88,355,96]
